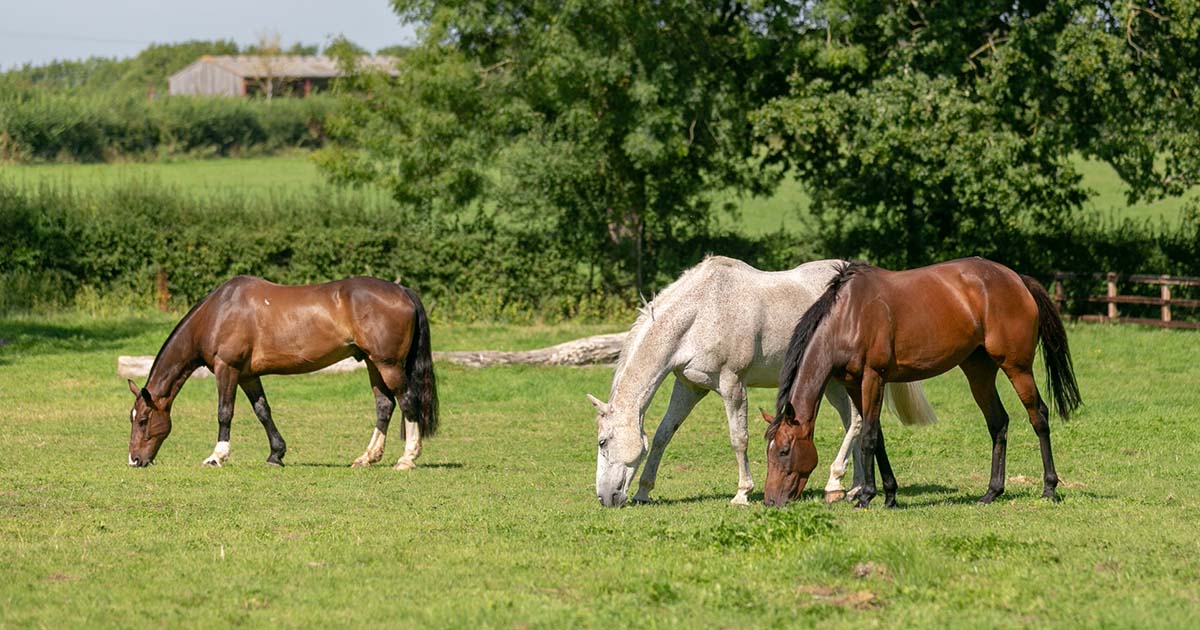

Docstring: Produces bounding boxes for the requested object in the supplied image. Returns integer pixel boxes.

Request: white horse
[589,256,937,507]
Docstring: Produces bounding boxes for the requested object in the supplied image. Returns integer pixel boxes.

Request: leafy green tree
[323,36,368,59]
[318,0,806,294]
[755,0,1200,268]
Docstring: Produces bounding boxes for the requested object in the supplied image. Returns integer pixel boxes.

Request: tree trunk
[118,333,628,379]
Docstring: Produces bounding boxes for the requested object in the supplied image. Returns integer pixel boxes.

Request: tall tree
[755,0,1200,268]
[318,0,806,294]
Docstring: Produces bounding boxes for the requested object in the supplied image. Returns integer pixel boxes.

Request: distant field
[4,154,1195,235]
[1,313,1198,626]
[4,155,330,197]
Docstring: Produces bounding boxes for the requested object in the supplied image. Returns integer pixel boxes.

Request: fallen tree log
[117,332,627,379]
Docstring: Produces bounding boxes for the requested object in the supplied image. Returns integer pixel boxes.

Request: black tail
[400,286,439,437]
[774,261,864,423]
[1022,275,1081,419]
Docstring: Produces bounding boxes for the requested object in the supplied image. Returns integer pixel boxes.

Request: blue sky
[0,0,417,69]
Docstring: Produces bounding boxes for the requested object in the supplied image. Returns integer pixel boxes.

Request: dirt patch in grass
[796,584,880,610]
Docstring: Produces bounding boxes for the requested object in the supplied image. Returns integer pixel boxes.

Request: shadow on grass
[0,316,165,365]
[288,461,464,469]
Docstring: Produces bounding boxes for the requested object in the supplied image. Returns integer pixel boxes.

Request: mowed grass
[5,154,1194,235]
[1,313,1198,626]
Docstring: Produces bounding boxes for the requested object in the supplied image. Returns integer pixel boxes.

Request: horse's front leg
[632,379,707,504]
[203,362,240,467]
[719,377,753,506]
[821,381,863,503]
[241,377,286,466]
[850,371,887,509]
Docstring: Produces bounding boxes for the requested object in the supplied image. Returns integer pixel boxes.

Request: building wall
[167,62,243,96]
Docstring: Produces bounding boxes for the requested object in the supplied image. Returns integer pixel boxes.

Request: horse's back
[853,258,1039,377]
[199,276,417,375]
[673,257,843,386]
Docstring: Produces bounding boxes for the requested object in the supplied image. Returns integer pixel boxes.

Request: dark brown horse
[126,276,438,469]
[764,258,1080,508]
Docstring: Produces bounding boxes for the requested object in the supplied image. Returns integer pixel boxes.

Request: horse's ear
[127,379,141,397]
[758,407,774,424]
[586,393,610,416]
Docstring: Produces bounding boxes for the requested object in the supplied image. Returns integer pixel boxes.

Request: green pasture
[4,154,1194,235]
[2,313,1197,626]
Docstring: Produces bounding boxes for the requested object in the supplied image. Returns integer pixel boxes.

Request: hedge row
[2,179,1197,320]
[0,93,334,162]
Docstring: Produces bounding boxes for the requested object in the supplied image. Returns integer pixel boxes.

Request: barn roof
[174,55,399,80]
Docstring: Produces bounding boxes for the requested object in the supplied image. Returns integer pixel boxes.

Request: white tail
[882,382,938,426]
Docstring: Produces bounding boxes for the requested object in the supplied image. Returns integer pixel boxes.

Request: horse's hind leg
[963,351,1008,503]
[352,361,398,468]
[1002,366,1060,501]
[822,381,863,503]
[633,379,707,504]
[241,377,286,466]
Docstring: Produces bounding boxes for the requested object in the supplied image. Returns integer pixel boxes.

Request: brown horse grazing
[764,258,1080,508]
[125,276,438,469]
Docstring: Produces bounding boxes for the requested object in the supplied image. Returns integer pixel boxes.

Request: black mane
[767,261,869,440]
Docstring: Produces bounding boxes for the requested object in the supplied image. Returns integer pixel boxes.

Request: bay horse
[125,276,438,469]
[764,258,1081,508]
[588,256,937,507]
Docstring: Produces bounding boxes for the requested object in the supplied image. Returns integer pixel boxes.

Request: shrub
[0,92,336,162]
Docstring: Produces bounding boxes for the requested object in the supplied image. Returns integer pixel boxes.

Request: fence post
[1161,276,1172,323]
[1053,276,1065,313]
[155,268,170,313]
[1106,272,1118,321]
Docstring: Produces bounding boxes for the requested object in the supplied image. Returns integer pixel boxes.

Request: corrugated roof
[179,55,398,79]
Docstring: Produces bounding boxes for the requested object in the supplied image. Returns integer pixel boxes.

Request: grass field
[5,154,1194,235]
[2,312,1198,626]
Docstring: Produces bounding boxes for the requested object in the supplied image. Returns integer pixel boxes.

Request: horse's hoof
[394,459,416,471]
[824,490,846,504]
[266,460,284,468]
[630,496,654,505]
[729,495,750,507]
[350,458,370,468]
[201,458,222,468]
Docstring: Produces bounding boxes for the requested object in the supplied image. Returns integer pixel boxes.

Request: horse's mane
[768,260,870,441]
[611,256,746,392]
[147,285,219,377]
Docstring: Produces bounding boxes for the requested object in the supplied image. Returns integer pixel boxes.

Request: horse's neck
[146,322,202,408]
[789,327,839,418]
[610,311,690,420]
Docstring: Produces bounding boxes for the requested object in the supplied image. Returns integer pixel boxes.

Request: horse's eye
[779,447,790,458]
[598,438,608,449]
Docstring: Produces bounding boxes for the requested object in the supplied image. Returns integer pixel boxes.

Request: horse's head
[587,393,646,507]
[126,379,172,467]
[761,406,818,507]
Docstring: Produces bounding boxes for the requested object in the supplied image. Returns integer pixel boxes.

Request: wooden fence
[1052,272,1200,329]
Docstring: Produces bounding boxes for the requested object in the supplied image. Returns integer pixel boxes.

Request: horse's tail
[882,382,938,426]
[775,261,863,420]
[1021,275,1081,419]
[400,286,439,437]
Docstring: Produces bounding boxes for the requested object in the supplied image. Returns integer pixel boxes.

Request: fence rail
[1052,272,1200,329]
